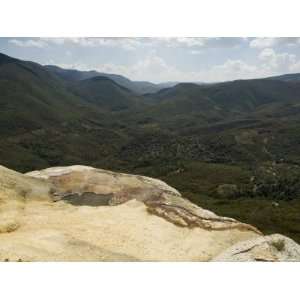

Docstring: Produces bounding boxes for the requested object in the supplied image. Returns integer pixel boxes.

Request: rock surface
[0,164,299,261]
[213,234,300,261]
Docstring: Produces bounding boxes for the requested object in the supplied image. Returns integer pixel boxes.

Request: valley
[1,52,300,242]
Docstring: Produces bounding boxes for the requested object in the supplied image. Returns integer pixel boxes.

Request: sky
[1,37,300,83]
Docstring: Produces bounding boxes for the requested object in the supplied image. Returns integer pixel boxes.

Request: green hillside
[2,52,300,242]
[70,76,143,111]
[45,64,162,94]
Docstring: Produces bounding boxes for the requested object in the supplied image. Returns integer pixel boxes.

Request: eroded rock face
[0,164,299,261]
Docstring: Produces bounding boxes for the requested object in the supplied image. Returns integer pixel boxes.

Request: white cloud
[23,37,300,82]
[156,37,244,49]
[174,37,208,47]
[54,55,264,83]
[97,55,197,82]
[210,59,258,81]
[289,61,300,72]
[8,39,46,48]
[40,38,68,45]
[190,50,203,55]
[54,54,201,82]
[259,48,296,71]
[9,37,144,51]
[250,38,278,49]
[56,38,142,50]
[10,37,246,51]
[250,37,300,49]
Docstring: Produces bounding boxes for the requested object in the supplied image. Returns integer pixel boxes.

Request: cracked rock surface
[0,164,299,261]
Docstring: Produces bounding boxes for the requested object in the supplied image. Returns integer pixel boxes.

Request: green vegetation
[2,52,300,242]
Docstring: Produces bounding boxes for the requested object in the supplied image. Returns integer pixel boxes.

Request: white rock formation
[0,164,299,261]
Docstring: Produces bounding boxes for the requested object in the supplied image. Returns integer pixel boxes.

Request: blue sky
[1,37,300,83]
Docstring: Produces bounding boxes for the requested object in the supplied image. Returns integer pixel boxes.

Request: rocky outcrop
[0,164,299,261]
[213,234,300,261]
[27,166,261,234]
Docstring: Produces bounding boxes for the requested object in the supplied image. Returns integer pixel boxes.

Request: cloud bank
[5,37,300,82]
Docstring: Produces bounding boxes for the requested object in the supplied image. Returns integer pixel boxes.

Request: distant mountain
[0,52,135,170]
[69,76,143,111]
[156,81,207,89]
[45,65,162,94]
[266,73,300,82]
[45,65,100,81]
[46,65,208,94]
[3,52,300,138]
[201,79,300,112]
[0,53,94,137]
[155,82,183,89]
[143,78,300,127]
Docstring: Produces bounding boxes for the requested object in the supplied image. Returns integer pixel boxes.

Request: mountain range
[2,51,300,242]
[45,64,179,94]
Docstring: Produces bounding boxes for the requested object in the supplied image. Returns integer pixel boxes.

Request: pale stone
[213,234,300,261]
[0,164,298,261]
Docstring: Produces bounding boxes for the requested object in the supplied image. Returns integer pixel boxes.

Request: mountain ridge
[45,64,164,94]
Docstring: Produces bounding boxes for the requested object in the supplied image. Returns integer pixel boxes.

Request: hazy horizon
[1,37,300,83]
